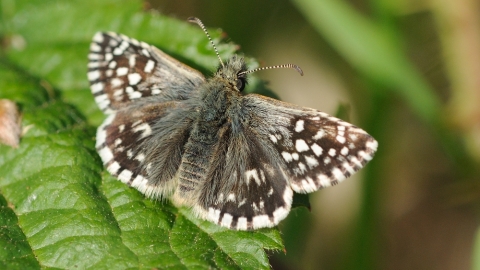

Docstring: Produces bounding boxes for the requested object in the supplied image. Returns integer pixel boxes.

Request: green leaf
[0,0,284,268]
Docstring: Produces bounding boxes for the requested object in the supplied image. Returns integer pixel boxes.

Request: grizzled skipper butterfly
[88,17,377,230]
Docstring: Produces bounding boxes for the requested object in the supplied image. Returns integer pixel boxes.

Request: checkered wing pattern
[191,94,377,230]
[88,28,378,231]
[243,94,378,193]
[88,32,205,113]
[96,100,194,199]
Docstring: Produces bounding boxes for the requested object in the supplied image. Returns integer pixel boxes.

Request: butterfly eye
[236,78,246,91]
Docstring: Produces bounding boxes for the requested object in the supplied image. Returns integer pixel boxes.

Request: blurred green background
[2,0,480,269]
[149,0,480,269]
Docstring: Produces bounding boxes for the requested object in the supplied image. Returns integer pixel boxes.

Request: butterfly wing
[88,32,205,113]
[192,94,377,230]
[242,94,378,193]
[190,124,293,230]
[96,99,195,199]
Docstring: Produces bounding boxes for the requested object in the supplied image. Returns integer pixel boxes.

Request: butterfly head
[216,55,248,91]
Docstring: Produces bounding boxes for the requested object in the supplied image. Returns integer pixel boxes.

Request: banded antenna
[188,17,303,77]
[188,17,225,68]
[239,64,303,76]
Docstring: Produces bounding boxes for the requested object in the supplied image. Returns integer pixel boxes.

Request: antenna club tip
[187,17,198,22]
[295,66,304,76]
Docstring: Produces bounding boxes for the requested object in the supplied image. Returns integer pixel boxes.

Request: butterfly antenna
[188,17,225,68]
[239,64,304,76]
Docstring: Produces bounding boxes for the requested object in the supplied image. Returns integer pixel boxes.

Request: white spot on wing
[129,38,140,46]
[343,162,355,175]
[88,70,100,81]
[97,99,110,111]
[221,213,233,227]
[252,215,271,229]
[111,78,123,87]
[367,140,378,151]
[359,151,373,161]
[313,130,325,140]
[324,156,331,164]
[295,139,309,152]
[318,174,330,187]
[238,198,247,207]
[208,208,221,223]
[129,55,136,67]
[332,168,346,182]
[128,91,142,99]
[88,53,101,60]
[298,162,307,174]
[96,114,115,147]
[305,155,319,168]
[118,169,133,183]
[133,123,152,139]
[107,162,121,175]
[351,157,363,167]
[114,138,122,147]
[245,169,261,186]
[269,134,277,143]
[237,217,248,230]
[88,61,100,68]
[116,67,129,76]
[98,145,114,162]
[135,153,145,162]
[227,193,236,202]
[295,120,304,132]
[282,152,293,162]
[93,33,104,43]
[128,73,142,85]
[90,42,101,52]
[144,60,155,73]
[131,175,147,190]
[273,207,289,224]
[142,49,150,57]
[311,143,323,156]
[302,177,317,192]
[91,82,104,93]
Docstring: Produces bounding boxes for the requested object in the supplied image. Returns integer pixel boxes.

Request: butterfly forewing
[88,32,205,113]
[241,94,378,194]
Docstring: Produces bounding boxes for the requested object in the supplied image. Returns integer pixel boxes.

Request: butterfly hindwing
[96,99,194,199]
[192,125,293,230]
[88,32,205,113]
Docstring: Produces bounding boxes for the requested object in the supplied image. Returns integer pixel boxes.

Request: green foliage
[290,0,480,269]
[0,0,285,268]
